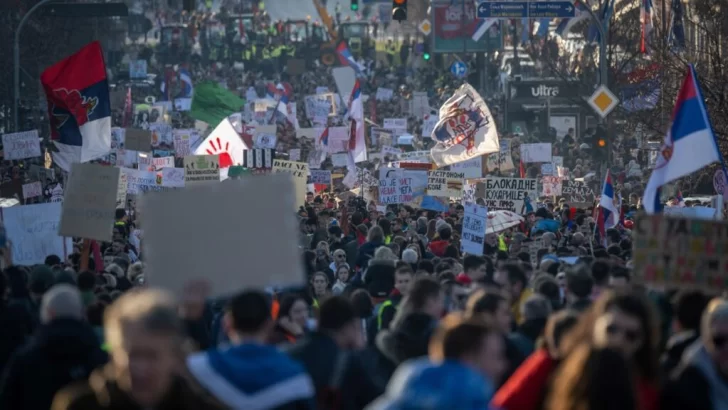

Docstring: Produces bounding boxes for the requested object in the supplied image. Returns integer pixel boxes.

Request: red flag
[519,160,526,178]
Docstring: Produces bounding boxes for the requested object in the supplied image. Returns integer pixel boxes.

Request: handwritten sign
[520,143,552,163]
[427,170,465,197]
[383,118,407,133]
[273,160,309,209]
[2,130,41,160]
[59,163,119,242]
[561,180,595,204]
[22,182,42,200]
[3,202,73,266]
[542,176,563,196]
[184,155,220,184]
[309,170,332,185]
[633,214,728,289]
[29,165,56,183]
[379,169,413,204]
[160,167,185,188]
[397,150,431,162]
[451,156,482,179]
[129,59,148,79]
[483,177,538,214]
[173,130,193,157]
[486,139,515,171]
[117,173,127,209]
[125,129,152,152]
[376,87,394,101]
[461,204,488,255]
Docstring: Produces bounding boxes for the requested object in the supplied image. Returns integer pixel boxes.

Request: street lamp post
[14,0,57,132]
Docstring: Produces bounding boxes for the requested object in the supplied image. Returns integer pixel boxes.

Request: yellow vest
[377,300,395,330]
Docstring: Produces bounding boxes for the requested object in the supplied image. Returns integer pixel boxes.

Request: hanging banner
[482,177,537,214]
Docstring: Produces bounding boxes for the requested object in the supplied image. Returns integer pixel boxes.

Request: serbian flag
[347,80,367,166]
[598,170,619,245]
[643,65,725,213]
[41,41,112,172]
[336,42,364,76]
[318,126,329,147]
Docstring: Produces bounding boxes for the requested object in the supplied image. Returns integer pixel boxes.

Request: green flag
[189,82,245,126]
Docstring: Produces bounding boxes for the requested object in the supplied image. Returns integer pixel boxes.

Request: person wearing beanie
[401,248,418,271]
[427,224,452,258]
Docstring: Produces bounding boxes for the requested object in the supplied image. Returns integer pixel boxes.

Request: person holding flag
[643,65,727,213]
[598,170,620,247]
[346,79,367,171]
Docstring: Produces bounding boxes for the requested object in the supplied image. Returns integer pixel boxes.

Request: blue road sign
[451,61,468,78]
[476,1,576,19]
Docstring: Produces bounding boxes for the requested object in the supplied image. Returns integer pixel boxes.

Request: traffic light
[392,0,407,22]
[592,126,608,161]
[422,41,431,61]
[350,0,359,11]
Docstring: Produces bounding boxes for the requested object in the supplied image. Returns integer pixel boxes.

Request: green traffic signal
[351,4,358,10]
[423,52,431,61]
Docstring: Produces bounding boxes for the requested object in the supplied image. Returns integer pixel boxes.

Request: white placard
[160,167,185,188]
[116,173,127,209]
[427,170,465,197]
[140,174,304,297]
[542,176,563,196]
[486,139,515,171]
[451,156,482,179]
[289,148,301,161]
[22,182,43,199]
[383,118,407,132]
[2,130,41,160]
[520,143,552,163]
[461,204,488,256]
[309,170,332,185]
[376,88,394,101]
[59,163,119,242]
[3,202,73,266]
[422,117,439,138]
[483,177,538,214]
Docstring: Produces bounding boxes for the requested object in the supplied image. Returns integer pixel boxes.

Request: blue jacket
[187,343,315,410]
[367,358,496,410]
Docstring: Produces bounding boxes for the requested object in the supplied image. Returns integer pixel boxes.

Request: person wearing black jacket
[661,290,707,377]
[287,296,382,410]
[0,284,108,410]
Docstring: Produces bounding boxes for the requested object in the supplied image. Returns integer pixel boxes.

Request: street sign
[418,19,432,36]
[476,1,576,19]
[451,61,468,78]
[588,85,620,118]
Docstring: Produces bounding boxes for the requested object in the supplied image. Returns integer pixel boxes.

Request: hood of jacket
[32,318,103,358]
[186,343,314,409]
[370,358,493,410]
[428,240,449,257]
[376,313,436,366]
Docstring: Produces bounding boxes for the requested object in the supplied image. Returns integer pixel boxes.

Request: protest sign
[29,165,56,183]
[2,130,41,160]
[383,118,407,133]
[370,128,394,148]
[409,92,430,119]
[172,129,197,157]
[160,167,185,188]
[243,148,275,169]
[22,182,42,200]
[520,143,552,163]
[59,163,119,242]
[461,204,488,255]
[633,214,728,289]
[486,139,515,171]
[253,125,277,149]
[483,177,538,214]
[376,88,394,101]
[121,168,160,194]
[331,153,348,167]
[2,202,72,266]
[715,169,728,199]
[289,148,301,161]
[663,206,719,220]
[273,159,309,209]
[309,169,332,185]
[542,176,563,196]
[561,180,595,203]
[451,157,482,179]
[116,173,127,209]
[184,155,220,184]
[381,145,401,161]
[427,170,465,197]
[125,129,152,152]
[129,60,147,78]
[541,163,554,176]
[552,156,564,168]
[379,169,414,204]
[397,150,430,162]
[422,117,439,138]
[140,174,304,297]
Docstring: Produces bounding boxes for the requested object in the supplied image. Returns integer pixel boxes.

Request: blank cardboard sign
[140,174,304,297]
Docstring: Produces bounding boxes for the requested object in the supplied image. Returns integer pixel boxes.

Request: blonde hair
[104,289,183,352]
[702,298,728,351]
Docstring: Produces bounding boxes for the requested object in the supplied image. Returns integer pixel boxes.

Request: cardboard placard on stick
[124,129,153,152]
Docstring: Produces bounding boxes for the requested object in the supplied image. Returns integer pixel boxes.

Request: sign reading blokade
[632,214,728,289]
[483,177,537,214]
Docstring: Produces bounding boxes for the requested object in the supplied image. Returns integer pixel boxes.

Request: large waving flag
[430,83,499,167]
[347,80,367,165]
[41,41,111,172]
[643,65,725,213]
[194,117,249,180]
[669,0,686,49]
[472,19,497,41]
[597,170,619,246]
[336,42,365,76]
[588,0,615,44]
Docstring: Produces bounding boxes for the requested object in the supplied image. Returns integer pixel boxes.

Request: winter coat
[0,318,108,410]
[51,364,226,410]
[0,300,34,375]
[491,349,557,410]
[660,330,699,379]
[356,240,384,270]
[662,340,728,410]
[363,259,396,299]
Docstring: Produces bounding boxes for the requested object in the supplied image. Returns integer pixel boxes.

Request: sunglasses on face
[606,324,642,343]
[336,254,345,259]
